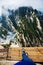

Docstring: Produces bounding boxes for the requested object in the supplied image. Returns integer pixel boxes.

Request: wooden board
[0,49,7,60]
[8,47,43,62]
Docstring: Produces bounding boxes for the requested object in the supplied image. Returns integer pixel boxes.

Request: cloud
[0,0,25,9]
[0,0,43,9]
[0,0,43,15]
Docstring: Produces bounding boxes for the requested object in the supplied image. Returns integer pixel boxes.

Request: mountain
[0,6,43,46]
[14,7,43,29]
[13,7,43,46]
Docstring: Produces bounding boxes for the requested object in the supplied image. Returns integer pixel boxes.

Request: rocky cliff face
[0,7,43,46]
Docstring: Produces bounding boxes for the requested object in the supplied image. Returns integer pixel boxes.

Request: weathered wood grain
[8,47,43,62]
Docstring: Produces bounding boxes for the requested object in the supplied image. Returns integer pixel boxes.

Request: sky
[0,0,43,15]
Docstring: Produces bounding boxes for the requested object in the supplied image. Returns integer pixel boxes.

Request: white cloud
[0,0,43,15]
[0,0,25,9]
[0,8,2,16]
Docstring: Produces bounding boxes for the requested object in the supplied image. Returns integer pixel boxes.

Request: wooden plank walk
[8,47,43,62]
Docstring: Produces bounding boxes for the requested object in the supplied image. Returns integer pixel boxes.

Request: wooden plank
[0,49,7,60]
[8,47,43,62]
[0,49,7,52]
